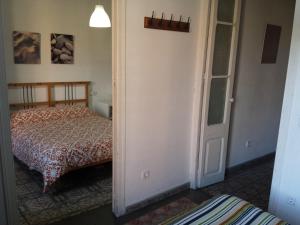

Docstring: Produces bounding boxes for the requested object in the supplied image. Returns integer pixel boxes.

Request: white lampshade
[89,5,111,28]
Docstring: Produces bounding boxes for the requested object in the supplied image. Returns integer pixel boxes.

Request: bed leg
[43,186,48,193]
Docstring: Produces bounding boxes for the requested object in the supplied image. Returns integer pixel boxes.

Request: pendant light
[89,4,111,28]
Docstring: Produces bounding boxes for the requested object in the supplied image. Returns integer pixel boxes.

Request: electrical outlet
[297,116,300,128]
[90,91,98,96]
[287,197,296,207]
[141,170,150,180]
[245,140,253,149]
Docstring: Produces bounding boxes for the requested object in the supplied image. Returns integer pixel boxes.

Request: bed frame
[8,81,90,109]
[8,81,112,191]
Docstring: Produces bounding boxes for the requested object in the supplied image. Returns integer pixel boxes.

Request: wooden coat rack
[144,12,190,33]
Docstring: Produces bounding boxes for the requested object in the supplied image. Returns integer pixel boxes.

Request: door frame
[189,0,212,189]
[0,0,19,224]
[112,0,127,216]
[0,0,128,224]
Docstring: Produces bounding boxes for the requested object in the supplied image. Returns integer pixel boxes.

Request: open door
[198,0,241,188]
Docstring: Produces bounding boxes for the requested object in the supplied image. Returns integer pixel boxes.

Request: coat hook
[160,12,164,25]
[178,15,182,27]
[187,17,190,28]
[169,14,173,26]
[151,11,154,24]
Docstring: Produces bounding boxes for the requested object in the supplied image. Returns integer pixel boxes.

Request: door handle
[229,98,235,103]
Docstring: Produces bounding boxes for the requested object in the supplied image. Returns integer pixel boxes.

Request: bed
[161,195,289,225]
[9,82,112,191]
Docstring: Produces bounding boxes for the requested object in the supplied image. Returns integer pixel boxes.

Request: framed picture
[261,24,282,64]
[13,31,41,64]
[51,33,74,64]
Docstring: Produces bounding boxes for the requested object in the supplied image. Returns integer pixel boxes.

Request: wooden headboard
[8,81,90,109]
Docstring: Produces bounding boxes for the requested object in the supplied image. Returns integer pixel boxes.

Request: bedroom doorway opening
[2,0,117,224]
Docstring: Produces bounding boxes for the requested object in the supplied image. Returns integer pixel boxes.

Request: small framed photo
[261,24,282,64]
[13,31,41,64]
[51,33,74,64]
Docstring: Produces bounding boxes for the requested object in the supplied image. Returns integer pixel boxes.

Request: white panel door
[198,0,241,188]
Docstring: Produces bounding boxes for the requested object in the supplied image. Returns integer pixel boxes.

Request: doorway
[0,0,126,224]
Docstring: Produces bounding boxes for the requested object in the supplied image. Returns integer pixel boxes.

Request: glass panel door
[207,1,235,126]
[208,78,227,125]
[217,0,235,22]
[198,0,241,188]
[212,25,233,76]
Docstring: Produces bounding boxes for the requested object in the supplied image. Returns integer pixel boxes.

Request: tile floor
[49,157,274,225]
[202,158,274,211]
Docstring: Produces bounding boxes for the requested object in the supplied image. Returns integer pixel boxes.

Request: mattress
[161,195,289,225]
[10,106,112,190]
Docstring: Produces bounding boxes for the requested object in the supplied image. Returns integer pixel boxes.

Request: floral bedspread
[10,106,112,190]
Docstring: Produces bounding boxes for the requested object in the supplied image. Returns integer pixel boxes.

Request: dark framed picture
[51,33,74,64]
[261,24,282,64]
[13,31,41,64]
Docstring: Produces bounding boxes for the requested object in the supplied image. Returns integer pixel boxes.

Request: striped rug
[161,195,289,225]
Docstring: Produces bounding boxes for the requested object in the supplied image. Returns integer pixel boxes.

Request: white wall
[269,1,300,224]
[4,0,112,112]
[124,0,201,206]
[227,0,295,167]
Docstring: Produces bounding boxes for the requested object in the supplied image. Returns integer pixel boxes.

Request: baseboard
[124,154,275,214]
[125,182,190,214]
[226,152,275,176]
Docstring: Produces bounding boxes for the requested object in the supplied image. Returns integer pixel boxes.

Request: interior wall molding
[226,152,276,176]
[112,0,127,217]
[0,0,19,224]
[126,183,190,214]
[189,0,212,189]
